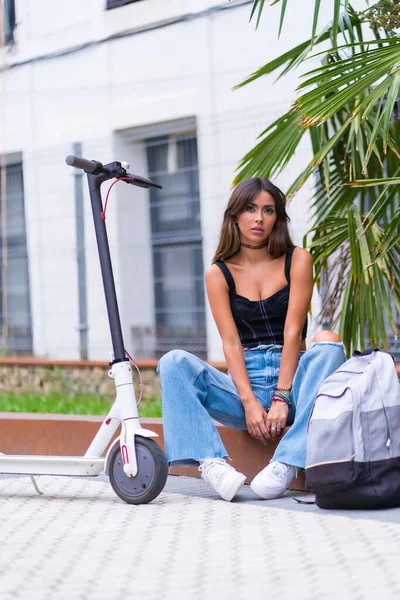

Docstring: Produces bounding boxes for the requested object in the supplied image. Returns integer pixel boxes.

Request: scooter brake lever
[125,172,162,190]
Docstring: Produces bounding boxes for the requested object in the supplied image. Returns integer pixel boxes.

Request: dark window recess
[106,0,144,9]
[1,0,16,44]
[0,162,33,354]
[144,134,206,358]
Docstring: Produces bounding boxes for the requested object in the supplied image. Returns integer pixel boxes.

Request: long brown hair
[212,178,293,263]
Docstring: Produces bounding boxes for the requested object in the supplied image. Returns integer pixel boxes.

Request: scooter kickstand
[30,476,43,495]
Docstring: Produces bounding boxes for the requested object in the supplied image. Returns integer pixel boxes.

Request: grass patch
[0,392,162,418]
[137,396,162,418]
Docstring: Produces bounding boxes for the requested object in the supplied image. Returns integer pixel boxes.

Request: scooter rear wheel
[108,437,168,504]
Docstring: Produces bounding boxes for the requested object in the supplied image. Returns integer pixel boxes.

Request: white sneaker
[198,458,246,502]
[250,461,296,499]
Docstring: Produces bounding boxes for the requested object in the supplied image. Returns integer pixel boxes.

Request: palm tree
[234,0,400,356]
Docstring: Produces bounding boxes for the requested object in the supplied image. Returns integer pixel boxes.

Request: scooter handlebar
[65,155,162,189]
[65,155,102,174]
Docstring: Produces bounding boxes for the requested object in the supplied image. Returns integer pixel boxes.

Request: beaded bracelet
[276,386,292,393]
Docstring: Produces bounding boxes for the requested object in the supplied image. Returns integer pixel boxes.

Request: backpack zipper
[376,371,391,451]
[380,398,391,451]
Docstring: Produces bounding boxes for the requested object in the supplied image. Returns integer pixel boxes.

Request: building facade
[0,0,329,361]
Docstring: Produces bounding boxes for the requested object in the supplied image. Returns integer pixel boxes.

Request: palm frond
[234,111,305,183]
[307,205,400,355]
[238,3,370,87]
[249,0,266,28]
[349,177,400,187]
[247,0,370,42]
[238,1,400,355]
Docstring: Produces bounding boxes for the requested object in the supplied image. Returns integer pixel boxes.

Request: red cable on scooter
[125,348,144,407]
[101,177,133,220]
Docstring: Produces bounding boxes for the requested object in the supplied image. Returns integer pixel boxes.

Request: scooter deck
[0,455,105,477]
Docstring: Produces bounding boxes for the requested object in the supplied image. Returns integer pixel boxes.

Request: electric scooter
[0,155,168,505]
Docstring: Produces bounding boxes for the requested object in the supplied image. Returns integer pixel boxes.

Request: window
[0,159,32,354]
[106,0,144,9]
[146,134,206,357]
[0,0,16,45]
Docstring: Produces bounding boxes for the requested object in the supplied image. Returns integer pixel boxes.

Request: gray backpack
[305,349,400,509]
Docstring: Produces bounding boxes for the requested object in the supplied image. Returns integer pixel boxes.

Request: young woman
[157,178,346,502]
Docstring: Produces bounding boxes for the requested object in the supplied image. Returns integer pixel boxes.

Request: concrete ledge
[0,413,305,491]
[0,356,397,375]
[0,357,228,371]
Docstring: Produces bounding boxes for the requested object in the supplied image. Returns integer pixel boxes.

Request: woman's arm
[266,247,314,438]
[279,248,314,388]
[205,265,270,442]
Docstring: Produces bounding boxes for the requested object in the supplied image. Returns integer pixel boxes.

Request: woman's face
[236,190,277,246]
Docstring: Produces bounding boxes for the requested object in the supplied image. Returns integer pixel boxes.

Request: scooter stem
[87,172,126,361]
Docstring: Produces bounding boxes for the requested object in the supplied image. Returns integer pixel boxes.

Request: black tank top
[215,246,307,348]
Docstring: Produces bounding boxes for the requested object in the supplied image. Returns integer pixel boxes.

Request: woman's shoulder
[205,263,228,285]
[291,246,313,265]
[206,262,222,275]
[290,247,313,277]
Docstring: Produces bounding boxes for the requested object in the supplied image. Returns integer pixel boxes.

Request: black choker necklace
[240,240,269,250]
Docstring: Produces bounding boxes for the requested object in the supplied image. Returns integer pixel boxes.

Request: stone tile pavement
[0,474,400,600]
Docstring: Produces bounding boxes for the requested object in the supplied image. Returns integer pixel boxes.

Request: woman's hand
[244,400,270,442]
[266,401,289,440]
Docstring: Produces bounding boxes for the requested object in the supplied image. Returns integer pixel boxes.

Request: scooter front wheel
[108,437,168,505]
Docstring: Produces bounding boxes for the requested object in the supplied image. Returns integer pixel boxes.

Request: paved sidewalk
[0,474,400,600]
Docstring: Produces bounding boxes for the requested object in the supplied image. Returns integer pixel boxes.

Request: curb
[0,413,305,490]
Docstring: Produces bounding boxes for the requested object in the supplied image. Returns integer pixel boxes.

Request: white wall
[0,0,343,359]
[22,144,79,357]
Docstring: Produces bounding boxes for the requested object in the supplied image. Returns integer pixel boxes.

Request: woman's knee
[312,330,341,344]
[157,349,196,376]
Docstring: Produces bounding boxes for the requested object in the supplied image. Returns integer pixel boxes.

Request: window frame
[0,0,16,46]
[0,157,33,354]
[105,0,144,10]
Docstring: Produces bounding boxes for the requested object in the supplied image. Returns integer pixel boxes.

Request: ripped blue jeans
[156,342,346,469]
